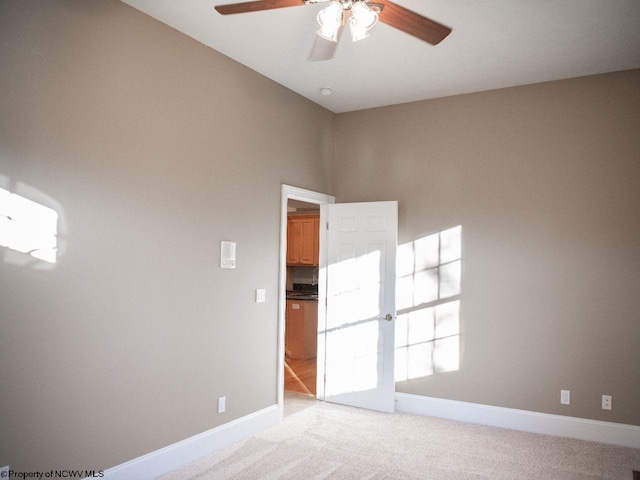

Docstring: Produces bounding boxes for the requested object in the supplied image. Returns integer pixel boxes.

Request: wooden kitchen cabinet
[285,300,318,360]
[286,215,319,266]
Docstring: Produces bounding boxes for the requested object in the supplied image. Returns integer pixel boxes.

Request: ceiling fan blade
[308,10,347,62]
[375,0,451,45]
[215,0,304,15]
[308,36,339,62]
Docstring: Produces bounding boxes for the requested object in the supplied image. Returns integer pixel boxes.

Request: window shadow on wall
[0,176,67,270]
[395,226,462,382]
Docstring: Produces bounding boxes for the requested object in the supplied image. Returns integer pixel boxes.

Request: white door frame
[277,185,335,419]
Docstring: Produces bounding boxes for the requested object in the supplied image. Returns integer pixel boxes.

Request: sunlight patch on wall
[0,187,59,264]
[395,226,462,382]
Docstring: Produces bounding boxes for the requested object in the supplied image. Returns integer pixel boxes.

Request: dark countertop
[286,292,318,301]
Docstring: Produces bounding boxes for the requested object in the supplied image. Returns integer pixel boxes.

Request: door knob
[384,314,393,322]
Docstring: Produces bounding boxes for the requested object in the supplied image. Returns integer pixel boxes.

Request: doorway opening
[284,199,320,397]
[278,186,398,416]
[278,185,334,417]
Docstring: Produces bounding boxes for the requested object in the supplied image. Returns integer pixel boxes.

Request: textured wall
[334,70,640,426]
[0,0,333,471]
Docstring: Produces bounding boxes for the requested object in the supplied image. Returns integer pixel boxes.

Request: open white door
[321,201,397,413]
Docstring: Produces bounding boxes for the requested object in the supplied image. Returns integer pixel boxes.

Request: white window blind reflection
[395,226,462,382]
[0,187,58,263]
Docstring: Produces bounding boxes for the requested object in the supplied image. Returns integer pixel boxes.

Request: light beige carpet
[160,395,640,479]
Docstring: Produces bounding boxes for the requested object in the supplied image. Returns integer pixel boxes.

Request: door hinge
[326,221,329,230]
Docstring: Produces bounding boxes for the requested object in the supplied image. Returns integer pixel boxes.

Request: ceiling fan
[214,0,452,61]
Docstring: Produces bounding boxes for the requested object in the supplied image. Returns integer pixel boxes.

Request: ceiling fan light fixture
[316,1,344,42]
[349,1,378,42]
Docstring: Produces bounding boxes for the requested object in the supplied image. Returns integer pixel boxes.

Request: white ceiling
[121,0,640,113]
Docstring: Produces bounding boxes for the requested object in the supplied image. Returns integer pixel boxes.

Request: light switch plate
[256,289,266,303]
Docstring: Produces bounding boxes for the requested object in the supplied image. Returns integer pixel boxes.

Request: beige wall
[334,69,640,426]
[0,0,333,471]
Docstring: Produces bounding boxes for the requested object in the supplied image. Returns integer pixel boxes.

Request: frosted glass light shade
[349,1,378,42]
[317,1,344,42]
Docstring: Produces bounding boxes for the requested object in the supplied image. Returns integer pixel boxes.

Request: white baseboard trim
[395,393,640,449]
[100,404,280,480]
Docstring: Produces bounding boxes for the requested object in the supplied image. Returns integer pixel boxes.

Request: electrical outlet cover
[561,390,570,405]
